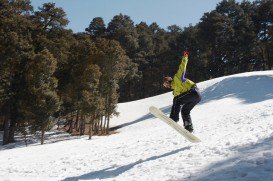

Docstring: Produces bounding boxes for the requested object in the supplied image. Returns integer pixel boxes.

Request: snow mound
[1,71,273,181]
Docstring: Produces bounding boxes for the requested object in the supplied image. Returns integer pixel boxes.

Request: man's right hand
[183,50,189,57]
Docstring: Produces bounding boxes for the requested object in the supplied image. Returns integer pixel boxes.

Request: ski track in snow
[0,71,273,181]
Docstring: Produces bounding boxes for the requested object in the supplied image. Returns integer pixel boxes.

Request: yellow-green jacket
[171,56,195,97]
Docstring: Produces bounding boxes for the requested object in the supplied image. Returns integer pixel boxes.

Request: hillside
[1,71,273,181]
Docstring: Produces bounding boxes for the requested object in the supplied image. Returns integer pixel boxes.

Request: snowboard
[149,106,201,143]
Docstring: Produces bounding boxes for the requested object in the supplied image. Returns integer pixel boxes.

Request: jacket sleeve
[175,56,188,80]
[171,56,188,91]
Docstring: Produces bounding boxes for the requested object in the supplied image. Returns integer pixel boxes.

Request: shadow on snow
[110,105,172,131]
[186,134,273,181]
[63,146,191,181]
[110,112,154,131]
[0,131,84,150]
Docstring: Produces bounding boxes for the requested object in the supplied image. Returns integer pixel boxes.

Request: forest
[0,0,272,145]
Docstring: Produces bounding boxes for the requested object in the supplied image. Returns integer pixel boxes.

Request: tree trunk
[67,118,71,133]
[82,119,86,135]
[95,120,99,135]
[8,118,16,143]
[106,114,110,135]
[80,113,84,135]
[41,127,45,145]
[67,112,74,133]
[99,116,103,132]
[3,118,10,145]
[57,117,60,130]
[67,119,72,133]
[99,117,102,134]
[104,94,109,134]
[89,117,93,140]
[75,110,79,132]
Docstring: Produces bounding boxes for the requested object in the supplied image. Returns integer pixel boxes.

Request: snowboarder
[163,51,201,132]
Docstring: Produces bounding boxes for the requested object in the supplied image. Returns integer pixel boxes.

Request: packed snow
[1,71,273,181]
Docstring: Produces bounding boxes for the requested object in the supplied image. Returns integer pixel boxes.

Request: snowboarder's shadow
[62,146,191,181]
[110,113,154,131]
[110,105,172,131]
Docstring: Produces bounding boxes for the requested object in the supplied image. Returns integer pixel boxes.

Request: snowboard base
[149,106,201,143]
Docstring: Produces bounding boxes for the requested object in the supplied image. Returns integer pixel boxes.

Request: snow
[1,70,273,181]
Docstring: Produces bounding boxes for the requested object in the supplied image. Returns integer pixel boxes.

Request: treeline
[0,0,129,145]
[118,0,273,101]
[0,0,272,145]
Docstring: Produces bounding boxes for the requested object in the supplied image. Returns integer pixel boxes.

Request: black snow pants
[170,86,201,126]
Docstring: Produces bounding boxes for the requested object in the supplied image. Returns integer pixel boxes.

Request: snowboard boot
[170,114,179,122]
[182,114,194,133]
[185,124,194,133]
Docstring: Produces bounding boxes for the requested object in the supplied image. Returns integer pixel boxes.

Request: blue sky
[31,0,245,33]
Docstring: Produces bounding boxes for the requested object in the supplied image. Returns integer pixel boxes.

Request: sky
[31,0,244,33]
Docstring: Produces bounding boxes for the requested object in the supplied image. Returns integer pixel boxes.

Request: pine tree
[24,49,60,144]
[107,14,139,57]
[94,38,128,133]
[86,17,106,37]
[252,0,273,70]
[0,0,34,145]
[62,34,103,135]
[198,9,234,77]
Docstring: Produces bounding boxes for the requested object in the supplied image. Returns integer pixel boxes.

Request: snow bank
[1,71,273,181]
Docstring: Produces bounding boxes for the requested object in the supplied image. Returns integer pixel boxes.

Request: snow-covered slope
[1,71,273,181]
